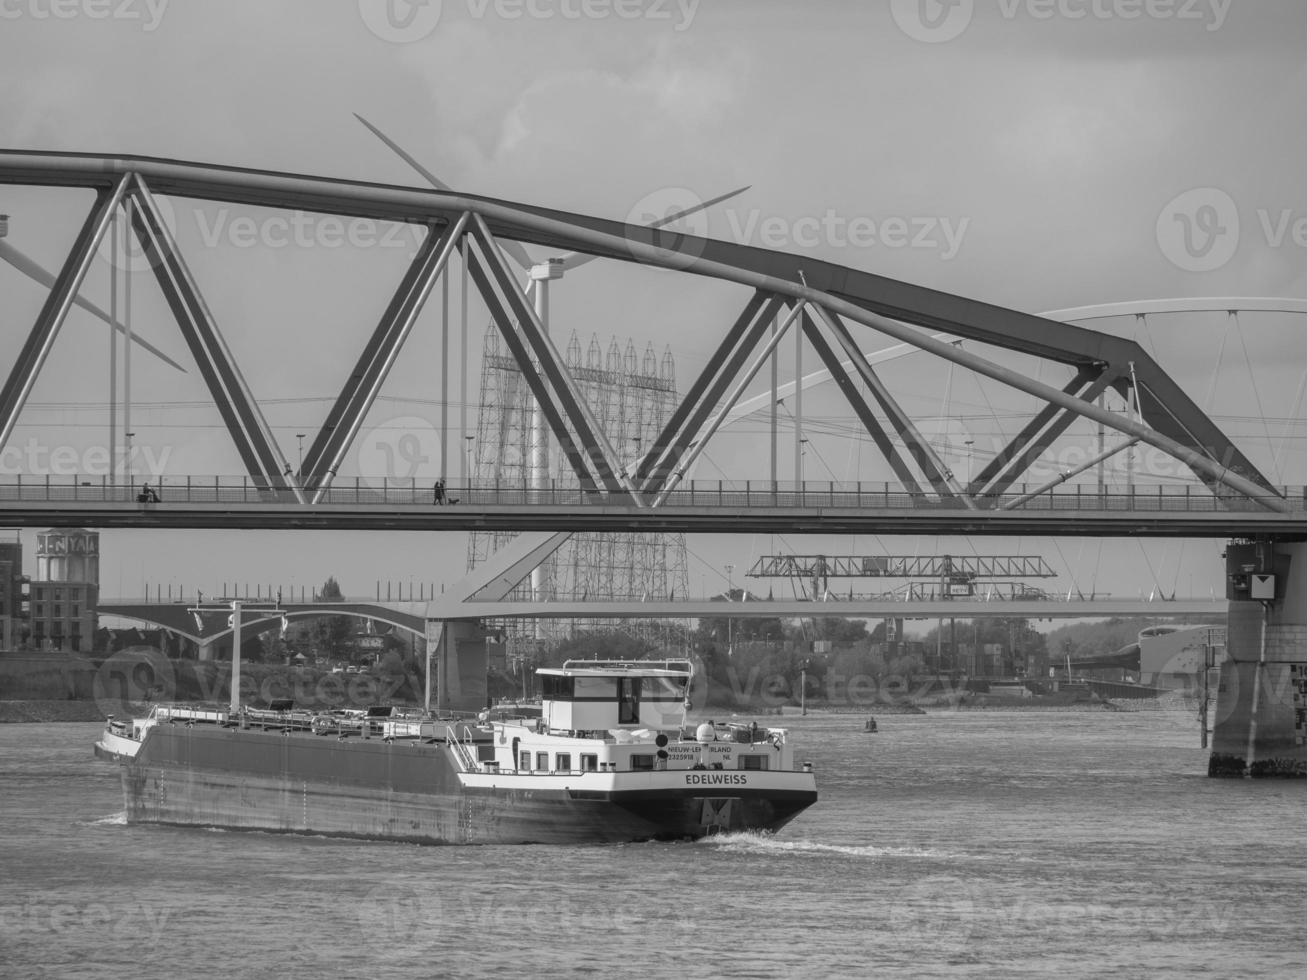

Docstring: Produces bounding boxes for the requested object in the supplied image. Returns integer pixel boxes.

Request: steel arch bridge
[97,600,428,646]
[0,147,1301,542]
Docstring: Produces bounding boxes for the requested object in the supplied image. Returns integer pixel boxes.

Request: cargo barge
[115,660,818,844]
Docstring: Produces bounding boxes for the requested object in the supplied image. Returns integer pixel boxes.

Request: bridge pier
[1210,540,1307,777]
[429,619,492,714]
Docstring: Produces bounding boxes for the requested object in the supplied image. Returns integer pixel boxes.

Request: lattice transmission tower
[467,327,690,657]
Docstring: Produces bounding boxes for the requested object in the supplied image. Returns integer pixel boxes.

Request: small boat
[114,659,819,844]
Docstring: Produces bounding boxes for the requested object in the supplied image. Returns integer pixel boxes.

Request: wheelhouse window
[630,754,655,771]
[580,754,598,771]
[535,751,549,771]
[556,753,572,772]
[738,755,769,771]
[519,751,532,770]
[541,674,575,700]
[618,677,641,724]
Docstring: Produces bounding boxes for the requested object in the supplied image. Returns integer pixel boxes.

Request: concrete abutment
[1210,539,1307,777]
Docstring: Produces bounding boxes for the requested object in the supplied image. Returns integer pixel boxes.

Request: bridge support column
[1209,540,1307,777]
[428,619,491,714]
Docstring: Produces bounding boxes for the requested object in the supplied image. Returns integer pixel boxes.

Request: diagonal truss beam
[0,175,130,451]
[974,366,1120,498]
[814,306,974,507]
[130,175,295,494]
[463,241,602,494]
[1001,437,1139,510]
[654,300,808,502]
[300,212,468,497]
[968,365,1099,494]
[635,290,768,485]
[467,214,634,498]
[639,291,785,492]
[1130,374,1261,501]
[799,308,925,495]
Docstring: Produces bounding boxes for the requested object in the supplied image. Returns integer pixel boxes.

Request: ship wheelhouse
[538,659,692,736]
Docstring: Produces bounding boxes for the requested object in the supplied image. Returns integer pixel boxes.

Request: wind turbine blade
[0,240,187,373]
[554,185,752,272]
[354,112,536,271]
[651,185,750,229]
[353,112,452,191]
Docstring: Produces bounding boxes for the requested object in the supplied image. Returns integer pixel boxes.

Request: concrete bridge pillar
[428,619,491,714]
[197,637,217,662]
[1209,540,1307,777]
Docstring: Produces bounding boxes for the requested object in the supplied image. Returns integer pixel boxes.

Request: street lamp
[724,563,735,657]
[464,435,475,485]
[296,434,306,481]
[125,432,135,489]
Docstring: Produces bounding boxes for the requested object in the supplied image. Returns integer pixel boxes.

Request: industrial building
[0,528,100,653]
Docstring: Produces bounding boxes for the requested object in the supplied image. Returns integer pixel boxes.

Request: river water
[1,711,1303,979]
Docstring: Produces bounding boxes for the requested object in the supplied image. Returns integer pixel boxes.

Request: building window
[630,754,655,771]
[580,754,598,772]
[555,753,571,772]
[53,605,61,618]
[34,587,44,601]
[739,755,769,771]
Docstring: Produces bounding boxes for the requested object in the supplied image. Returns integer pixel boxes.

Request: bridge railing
[0,475,1303,512]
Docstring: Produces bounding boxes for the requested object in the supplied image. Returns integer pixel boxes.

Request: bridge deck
[2,478,1305,536]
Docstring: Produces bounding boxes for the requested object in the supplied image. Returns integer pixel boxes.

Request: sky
[2,0,1306,612]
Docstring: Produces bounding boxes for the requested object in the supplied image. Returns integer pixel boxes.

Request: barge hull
[123,725,816,844]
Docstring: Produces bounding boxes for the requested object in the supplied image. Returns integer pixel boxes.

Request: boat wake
[696,831,942,860]
[88,810,127,826]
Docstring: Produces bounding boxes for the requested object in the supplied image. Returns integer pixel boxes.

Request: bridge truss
[0,148,1290,512]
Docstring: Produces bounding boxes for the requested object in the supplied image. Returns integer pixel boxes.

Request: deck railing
[0,475,1302,513]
